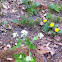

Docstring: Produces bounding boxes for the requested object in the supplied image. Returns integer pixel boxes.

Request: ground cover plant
[46,13,61,23]
[49,3,62,13]
[42,19,62,36]
[22,0,40,16]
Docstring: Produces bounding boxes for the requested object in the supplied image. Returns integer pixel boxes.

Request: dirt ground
[0,0,62,62]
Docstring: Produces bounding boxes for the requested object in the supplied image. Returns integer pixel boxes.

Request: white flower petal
[26,56,31,61]
[19,54,22,58]
[12,32,19,38]
[37,33,44,39]
[21,30,28,38]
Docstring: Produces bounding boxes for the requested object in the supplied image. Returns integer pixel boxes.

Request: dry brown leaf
[40,22,44,26]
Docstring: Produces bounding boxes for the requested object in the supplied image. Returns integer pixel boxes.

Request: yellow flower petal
[50,23,54,27]
[43,20,47,23]
[55,28,59,32]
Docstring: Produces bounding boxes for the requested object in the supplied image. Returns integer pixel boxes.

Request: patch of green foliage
[22,0,40,16]
[19,17,41,28]
[46,13,60,23]
[42,21,62,37]
[11,17,41,28]
[49,3,62,13]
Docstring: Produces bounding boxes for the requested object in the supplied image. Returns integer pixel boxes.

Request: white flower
[19,54,22,58]
[37,33,44,39]
[26,56,31,61]
[12,32,19,38]
[21,30,28,37]
[7,44,11,48]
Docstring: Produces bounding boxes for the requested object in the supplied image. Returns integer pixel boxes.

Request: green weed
[22,0,40,16]
[46,13,60,23]
[10,36,38,62]
[49,3,62,13]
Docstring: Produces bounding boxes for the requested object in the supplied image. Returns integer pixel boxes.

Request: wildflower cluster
[42,19,62,36]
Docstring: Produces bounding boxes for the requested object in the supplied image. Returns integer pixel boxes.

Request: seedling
[10,36,38,62]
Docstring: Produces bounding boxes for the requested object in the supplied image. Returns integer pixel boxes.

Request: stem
[29,48,31,57]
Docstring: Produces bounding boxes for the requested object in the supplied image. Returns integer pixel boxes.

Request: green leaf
[30,43,36,49]
[10,46,16,50]
[58,30,62,33]
[25,37,36,49]
[13,53,26,62]
[46,13,52,20]
[16,39,22,48]
[33,36,38,41]
[10,39,22,50]
[49,3,59,12]
[54,24,59,28]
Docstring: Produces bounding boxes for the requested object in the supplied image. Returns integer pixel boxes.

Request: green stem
[29,48,31,57]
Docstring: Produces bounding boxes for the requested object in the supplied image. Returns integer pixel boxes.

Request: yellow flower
[55,28,59,32]
[43,20,47,23]
[50,23,54,27]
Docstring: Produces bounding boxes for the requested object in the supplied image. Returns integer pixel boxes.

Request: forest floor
[0,0,62,62]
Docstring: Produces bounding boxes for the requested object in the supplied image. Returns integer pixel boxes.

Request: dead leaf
[40,22,44,26]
